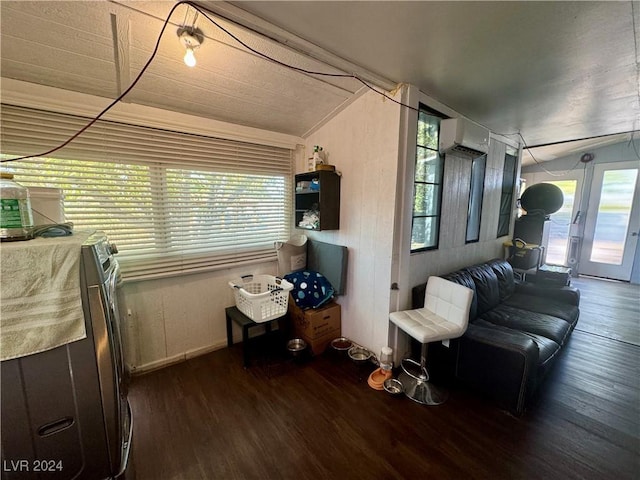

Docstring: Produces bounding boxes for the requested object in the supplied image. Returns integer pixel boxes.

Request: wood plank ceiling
[1,1,638,162]
[0,1,361,137]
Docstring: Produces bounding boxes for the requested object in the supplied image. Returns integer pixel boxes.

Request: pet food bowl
[331,337,352,351]
[383,378,404,396]
[348,346,372,364]
[287,338,307,357]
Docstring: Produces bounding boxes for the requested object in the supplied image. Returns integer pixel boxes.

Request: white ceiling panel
[1,0,638,158]
[231,0,640,155]
[0,0,360,136]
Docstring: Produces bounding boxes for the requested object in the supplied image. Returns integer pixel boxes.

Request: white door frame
[524,171,585,266]
[579,160,640,280]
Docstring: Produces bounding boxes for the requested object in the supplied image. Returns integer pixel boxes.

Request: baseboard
[130,341,228,376]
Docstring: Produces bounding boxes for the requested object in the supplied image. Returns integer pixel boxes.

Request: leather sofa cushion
[504,293,579,327]
[488,258,516,301]
[464,264,501,315]
[474,319,560,368]
[479,304,573,345]
[515,282,580,306]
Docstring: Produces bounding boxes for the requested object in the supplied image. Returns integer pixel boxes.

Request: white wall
[121,261,278,373]
[301,88,403,355]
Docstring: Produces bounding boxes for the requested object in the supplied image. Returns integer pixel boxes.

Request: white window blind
[0,104,293,280]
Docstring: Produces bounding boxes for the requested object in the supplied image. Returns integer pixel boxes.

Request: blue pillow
[284,270,335,309]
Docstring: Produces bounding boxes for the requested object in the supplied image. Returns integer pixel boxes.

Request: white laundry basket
[229,274,294,323]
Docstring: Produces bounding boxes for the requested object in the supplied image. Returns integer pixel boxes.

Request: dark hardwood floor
[128,276,640,479]
[570,275,640,346]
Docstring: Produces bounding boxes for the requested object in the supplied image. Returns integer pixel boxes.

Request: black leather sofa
[412,258,580,414]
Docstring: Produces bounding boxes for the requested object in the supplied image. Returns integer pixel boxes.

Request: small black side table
[225,306,287,367]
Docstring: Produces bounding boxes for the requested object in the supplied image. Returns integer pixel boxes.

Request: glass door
[544,179,579,266]
[579,161,640,280]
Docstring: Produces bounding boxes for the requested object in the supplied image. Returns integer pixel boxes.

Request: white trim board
[0,78,303,150]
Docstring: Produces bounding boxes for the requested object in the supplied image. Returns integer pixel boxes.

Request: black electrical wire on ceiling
[3,2,637,166]
[189,2,413,109]
[495,130,584,178]
[0,0,417,164]
[504,127,640,174]
[2,1,185,164]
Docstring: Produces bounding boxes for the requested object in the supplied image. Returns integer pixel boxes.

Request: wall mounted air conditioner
[439,118,490,156]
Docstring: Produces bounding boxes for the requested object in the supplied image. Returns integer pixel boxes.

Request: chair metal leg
[399,343,448,405]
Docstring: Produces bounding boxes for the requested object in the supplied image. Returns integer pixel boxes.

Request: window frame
[497,150,519,238]
[465,153,487,244]
[0,104,293,280]
[411,104,446,253]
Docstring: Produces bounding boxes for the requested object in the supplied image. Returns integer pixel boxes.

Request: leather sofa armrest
[514,282,580,306]
[456,323,539,414]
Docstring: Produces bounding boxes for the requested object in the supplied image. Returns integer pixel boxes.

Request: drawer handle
[38,417,74,437]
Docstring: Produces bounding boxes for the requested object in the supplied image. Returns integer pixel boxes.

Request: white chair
[389,276,474,405]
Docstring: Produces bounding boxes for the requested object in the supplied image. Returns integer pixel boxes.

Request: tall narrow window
[497,150,518,237]
[411,105,445,252]
[466,154,486,243]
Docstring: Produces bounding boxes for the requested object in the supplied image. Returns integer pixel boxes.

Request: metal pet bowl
[348,346,372,364]
[287,338,307,357]
[331,337,352,351]
[383,378,404,396]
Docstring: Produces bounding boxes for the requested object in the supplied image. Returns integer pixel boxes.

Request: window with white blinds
[0,104,293,280]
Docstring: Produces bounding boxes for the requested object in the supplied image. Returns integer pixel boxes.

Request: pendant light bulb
[177,26,203,69]
[184,47,197,67]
